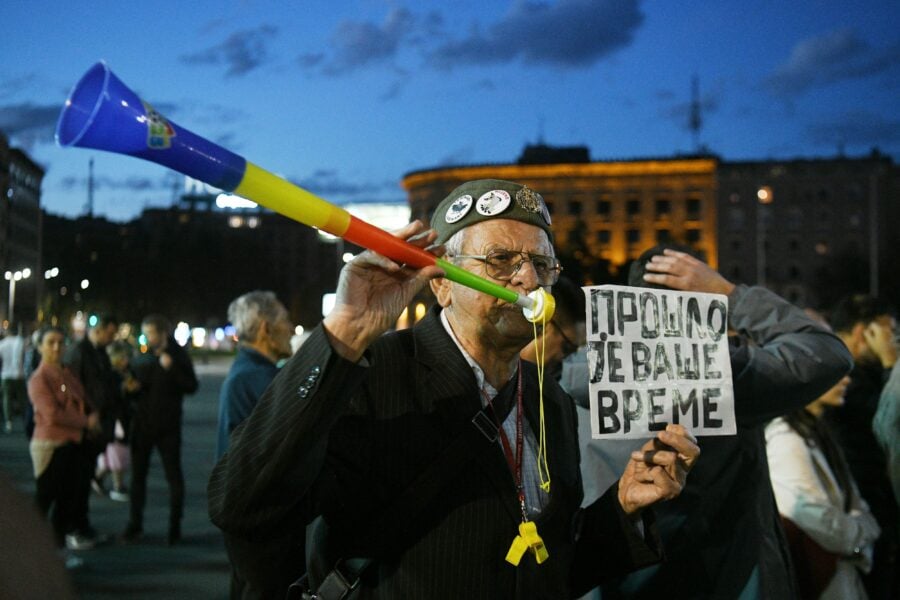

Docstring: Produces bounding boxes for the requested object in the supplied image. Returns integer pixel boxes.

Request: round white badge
[444,194,473,223]
[476,190,511,216]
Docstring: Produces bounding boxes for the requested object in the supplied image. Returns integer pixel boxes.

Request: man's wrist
[322,313,376,363]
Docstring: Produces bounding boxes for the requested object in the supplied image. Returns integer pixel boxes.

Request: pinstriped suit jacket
[209,307,660,599]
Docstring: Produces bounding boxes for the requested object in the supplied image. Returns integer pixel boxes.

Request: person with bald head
[209,180,700,599]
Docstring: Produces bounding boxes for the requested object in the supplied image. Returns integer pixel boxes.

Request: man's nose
[510,257,540,289]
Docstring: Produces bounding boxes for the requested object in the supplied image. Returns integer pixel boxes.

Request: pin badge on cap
[445,194,473,223]
[476,190,511,216]
[516,186,543,214]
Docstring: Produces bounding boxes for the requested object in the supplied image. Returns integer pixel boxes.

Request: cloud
[0,102,61,147]
[0,74,38,101]
[807,110,900,149]
[181,25,278,77]
[765,29,900,96]
[427,0,644,69]
[292,169,393,198]
[298,8,418,76]
[57,175,172,193]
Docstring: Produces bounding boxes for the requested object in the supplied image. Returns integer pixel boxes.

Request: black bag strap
[290,400,507,600]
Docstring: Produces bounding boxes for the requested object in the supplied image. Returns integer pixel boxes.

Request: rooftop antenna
[689,75,703,153]
[84,157,95,217]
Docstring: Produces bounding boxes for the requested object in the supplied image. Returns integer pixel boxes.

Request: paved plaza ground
[0,355,236,599]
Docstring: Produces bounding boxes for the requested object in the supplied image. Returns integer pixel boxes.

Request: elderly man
[208,180,699,599]
[216,291,293,460]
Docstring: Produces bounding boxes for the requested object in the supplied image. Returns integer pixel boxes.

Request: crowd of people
[1,313,198,570]
[210,179,898,599]
[1,176,897,599]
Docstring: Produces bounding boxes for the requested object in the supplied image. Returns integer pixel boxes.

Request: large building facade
[402,146,898,311]
[0,133,44,326]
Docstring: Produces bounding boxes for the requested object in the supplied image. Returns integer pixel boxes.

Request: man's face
[97,323,118,346]
[434,219,554,353]
[858,314,898,364]
[142,324,165,351]
[265,309,294,360]
[545,320,584,366]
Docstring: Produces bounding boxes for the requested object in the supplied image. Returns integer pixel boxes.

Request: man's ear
[256,320,271,344]
[431,277,452,307]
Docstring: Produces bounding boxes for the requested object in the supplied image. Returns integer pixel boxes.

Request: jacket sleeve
[873,363,900,509]
[170,345,199,395]
[569,481,663,596]
[728,285,853,427]
[765,419,880,561]
[207,324,369,540]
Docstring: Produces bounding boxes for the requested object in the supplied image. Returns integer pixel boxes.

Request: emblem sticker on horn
[143,101,176,149]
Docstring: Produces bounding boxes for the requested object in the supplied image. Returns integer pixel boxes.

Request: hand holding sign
[617,424,700,516]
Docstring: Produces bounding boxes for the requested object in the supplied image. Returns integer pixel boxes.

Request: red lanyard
[486,363,527,522]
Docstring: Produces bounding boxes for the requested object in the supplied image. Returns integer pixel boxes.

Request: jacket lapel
[411,307,521,525]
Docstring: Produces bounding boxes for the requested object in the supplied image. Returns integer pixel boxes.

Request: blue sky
[2,0,898,222]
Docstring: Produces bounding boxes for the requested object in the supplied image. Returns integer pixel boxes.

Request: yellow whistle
[505,521,549,566]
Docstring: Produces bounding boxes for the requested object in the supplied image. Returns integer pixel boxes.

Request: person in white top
[766,374,881,599]
[0,323,29,433]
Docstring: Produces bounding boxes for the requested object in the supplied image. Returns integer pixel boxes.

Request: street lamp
[756,186,774,286]
[4,268,32,323]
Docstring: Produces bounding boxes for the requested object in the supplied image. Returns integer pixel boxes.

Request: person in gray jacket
[565,245,853,599]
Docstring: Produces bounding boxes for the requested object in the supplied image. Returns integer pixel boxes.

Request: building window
[788,264,800,279]
[655,199,671,219]
[787,207,803,230]
[727,207,745,229]
[815,242,828,255]
[568,200,582,216]
[596,200,611,217]
[626,228,641,244]
[686,229,701,243]
[730,239,741,251]
[730,265,741,280]
[686,198,701,220]
[789,238,799,251]
[657,229,671,243]
[626,199,641,218]
[596,230,611,244]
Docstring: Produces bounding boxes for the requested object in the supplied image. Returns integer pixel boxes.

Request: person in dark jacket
[122,314,198,545]
[62,314,119,549]
[822,294,898,600]
[579,245,854,599]
[208,180,701,599]
[216,290,293,461]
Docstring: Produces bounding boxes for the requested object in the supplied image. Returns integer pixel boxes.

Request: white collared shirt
[440,310,548,516]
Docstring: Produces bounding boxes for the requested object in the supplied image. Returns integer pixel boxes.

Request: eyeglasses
[550,321,579,357]
[451,249,562,286]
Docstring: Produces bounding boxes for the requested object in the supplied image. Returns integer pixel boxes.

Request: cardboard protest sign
[583,285,736,439]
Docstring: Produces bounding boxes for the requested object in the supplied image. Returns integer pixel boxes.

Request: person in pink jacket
[28,326,100,549]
